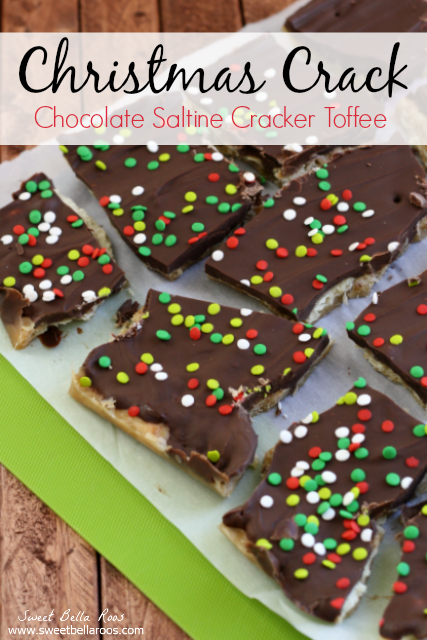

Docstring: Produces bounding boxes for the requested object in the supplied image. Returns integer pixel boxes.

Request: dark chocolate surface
[223,381,427,622]
[381,504,427,640]
[348,271,427,405]
[285,0,427,32]
[79,289,330,485]
[64,144,262,277]
[206,146,427,322]
[0,173,125,333]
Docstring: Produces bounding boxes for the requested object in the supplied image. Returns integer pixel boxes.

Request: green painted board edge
[0,354,307,640]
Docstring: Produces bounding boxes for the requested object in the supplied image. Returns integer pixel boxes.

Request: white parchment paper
[1,144,427,640]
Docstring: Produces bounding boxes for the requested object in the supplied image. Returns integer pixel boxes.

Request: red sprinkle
[330,249,343,257]
[365,237,376,246]
[357,243,367,251]
[208,173,220,182]
[417,304,427,315]
[373,337,385,347]
[190,327,201,341]
[342,530,357,541]
[159,216,170,225]
[312,279,324,290]
[276,248,288,258]
[381,420,394,433]
[187,378,199,390]
[342,189,352,200]
[286,477,300,490]
[406,456,419,468]
[336,578,351,590]
[218,405,233,416]
[226,237,239,249]
[41,258,52,269]
[33,268,45,279]
[28,235,37,247]
[13,225,25,235]
[92,249,100,260]
[128,406,140,417]
[53,288,64,298]
[67,215,79,223]
[421,377,427,388]
[333,215,347,226]
[349,442,360,452]
[78,257,90,268]
[356,481,369,494]
[263,271,274,282]
[320,198,332,211]
[256,260,268,271]
[246,329,258,340]
[393,581,408,594]
[293,351,307,364]
[204,153,212,160]
[358,409,372,421]
[281,293,294,305]
[302,553,316,565]
[352,423,366,433]
[292,323,304,335]
[234,227,245,236]
[123,226,135,236]
[206,395,217,407]
[402,540,416,553]
[307,248,317,257]
[327,553,341,564]
[188,237,199,245]
[99,248,107,256]
[99,196,110,207]
[135,362,148,375]
[103,264,113,275]
[331,598,345,610]
[308,446,322,458]
[364,313,376,322]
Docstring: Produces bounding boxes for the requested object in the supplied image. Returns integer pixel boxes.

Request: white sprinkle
[22,285,38,302]
[305,135,318,144]
[348,242,359,252]
[42,291,55,302]
[361,528,373,542]
[109,194,122,204]
[352,433,365,444]
[181,394,195,408]
[237,339,250,350]
[372,292,379,305]
[49,226,62,236]
[298,333,311,343]
[38,222,51,233]
[335,427,350,438]
[60,275,72,285]
[322,508,336,521]
[401,477,413,490]
[264,68,276,79]
[44,211,56,224]
[343,491,355,506]
[321,471,337,484]
[296,461,310,470]
[337,202,349,212]
[290,466,304,477]
[39,279,52,290]
[243,171,256,183]
[293,197,306,206]
[150,363,163,372]
[307,491,320,504]
[279,429,293,444]
[211,152,224,162]
[112,135,124,144]
[147,141,159,153]
[304,216,314,226]
[301,533,315,548]
[324,89,336,99]
[283,209,297,221]
[187,86,199,95]
[284,143,303,152]
[308,229,318,238]
[362,209,375,218]
[294,425,308,439]
[133,233,146,245]
[260,495,274,508]
[357,394,371,406]
[1,235,13,245]
[335,449,351,462]
[211,250,224,262]
[155,372,168,381]
[240,308,253,317]
[388,241,400,253]
[132,186,144,196]
[82,290,97,302]
[255,91,268,102]
[314,542,326,556]
[322,224,335,235]
[302,414,313,425]
[240,279,250,286]
[200,97,213,105]
[19,192,31,201]
[46,235,58,245]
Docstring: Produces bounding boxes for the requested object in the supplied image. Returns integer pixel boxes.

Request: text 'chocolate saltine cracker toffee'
[206,146,427,324]
[63,144,263,280]
[348,272,427,411]
[222,380,427,622]
[0,173,126,349]
[69,289,331,496]
[380,502,427,640]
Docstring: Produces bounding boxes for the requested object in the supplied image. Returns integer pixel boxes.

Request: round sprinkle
[279,538,294,551]
[294,569,309,580]
[159,293,171,304]
[99,356,111,368]
[390,334,403,345]
[156,330,171,341]
[353,548,368,561]
[404,525,420,539]
[260,495,274,508]
[117,372,129,384]
[268,473,282,486]
[386,473,401,486]
[79,376,92,387]
[411,365,424,378]
[181,394,195,408]
[383,446,397,460]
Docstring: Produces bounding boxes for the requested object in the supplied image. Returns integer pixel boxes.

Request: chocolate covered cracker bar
[69,289,331,496]
[348,272,427,410]
[284,0,427,32]
[206,146,427,324]
[222,380,427,622]
[380,502,427,640]
[63,144,263,280]
[0,173,126,349]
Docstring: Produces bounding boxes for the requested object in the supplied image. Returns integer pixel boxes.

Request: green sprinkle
[25,180,37,193]
[318,181,331,191]
[192,222,205,233]
[19,262,32,274]
[354,448,369,460]
[351,469,366,482]
[383,446,397,460]
[29,210,42,224]
[413,424,427,437]
[218,203,231,213]
[152,233,163,245]
[156,330,171,341]
[410,365,424,378]
[72,270,85,282]
[279,538,294,551]
[404,525,420,539]
[138,247,151,257]
[159,293,171,304]
[386,472,400,486]
[354,377,367,388]
[253,344,267,355]
[316,168,329,179]
[268,473,282,486]
[176,145,190,152]
[206,196,219,205]
[165,235,177,247]
[396,562,410,576]
[210,333,223,344]
[99,356,111,368]
[228,163,239,173]
[357,325,371,336]
[147,161,159,170]
[353,202,366,212]
[346,321,355,331]
[294,514,307,527]
[264,198,275,208]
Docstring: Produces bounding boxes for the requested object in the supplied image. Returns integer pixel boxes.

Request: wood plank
[241,0,297,25]
[80,0,160,32]
[100,556,191,639]
[0,465,99,639]
[1,0,78,32]
[160,0,243,32]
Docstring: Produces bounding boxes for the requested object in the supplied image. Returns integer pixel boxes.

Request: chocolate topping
[0,173,126,345]
[348,270,427,405]
[206,146,427,322]
[223,381,427,622]
[64,145,262,278]
[285,0,427,32]
[115,298,140,327]
[78,289,330,488]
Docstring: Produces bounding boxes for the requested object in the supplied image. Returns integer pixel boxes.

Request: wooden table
[0,0,295,636]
